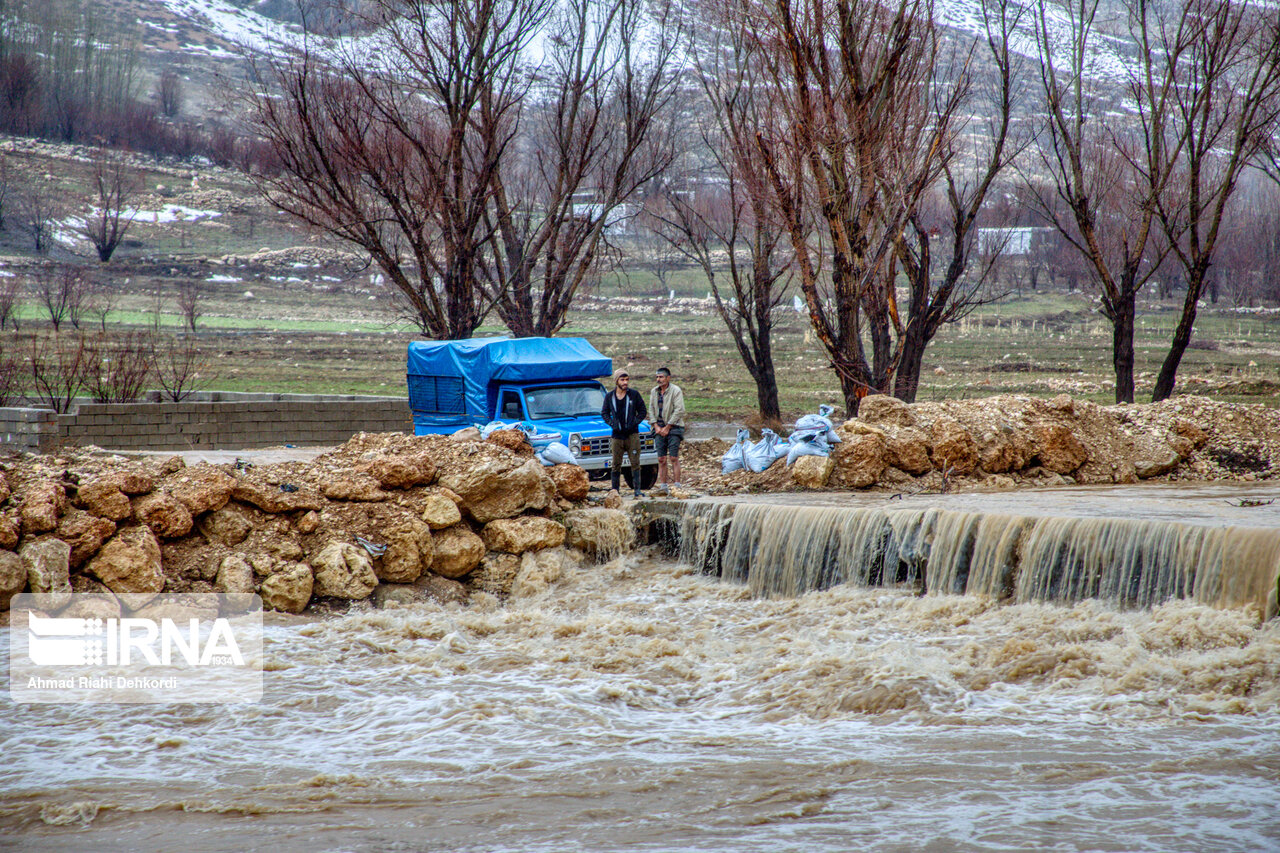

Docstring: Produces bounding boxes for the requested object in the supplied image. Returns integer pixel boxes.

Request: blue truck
[406,336,659,488]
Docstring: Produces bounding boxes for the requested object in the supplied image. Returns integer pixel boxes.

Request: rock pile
[686,394,1280,493]
[0,433,629,615]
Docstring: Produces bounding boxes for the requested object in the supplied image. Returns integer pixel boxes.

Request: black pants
[610,433,640,490]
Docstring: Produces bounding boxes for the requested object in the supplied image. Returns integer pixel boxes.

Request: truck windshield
[524,385,605,419]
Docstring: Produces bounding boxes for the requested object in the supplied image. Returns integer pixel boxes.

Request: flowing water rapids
[2,486,1279,852]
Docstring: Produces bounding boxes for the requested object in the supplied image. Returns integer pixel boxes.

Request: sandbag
[744,429,785,472]
[795,404,842,444]
[721,428,751,474]
[537,442,576,466]
[785,430,830,466]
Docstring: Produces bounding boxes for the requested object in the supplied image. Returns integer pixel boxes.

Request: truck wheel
[625,465,659,490]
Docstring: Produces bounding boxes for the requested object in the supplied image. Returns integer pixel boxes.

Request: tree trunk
[1151,288,1200,401]
[893,323,927,403]
[1111,294,1135,404]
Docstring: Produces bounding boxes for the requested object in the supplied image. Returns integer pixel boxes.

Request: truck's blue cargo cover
[407,337,612,420]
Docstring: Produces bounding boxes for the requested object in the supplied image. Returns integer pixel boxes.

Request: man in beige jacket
[648,367,686,493]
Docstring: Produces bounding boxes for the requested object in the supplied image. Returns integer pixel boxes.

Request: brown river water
[2,485,1279,852]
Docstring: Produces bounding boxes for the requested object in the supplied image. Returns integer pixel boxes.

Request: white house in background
[977,226,1056,256]
[571,196,640,236]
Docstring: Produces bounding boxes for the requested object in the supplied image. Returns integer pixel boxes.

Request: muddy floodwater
[3,486,1279,852]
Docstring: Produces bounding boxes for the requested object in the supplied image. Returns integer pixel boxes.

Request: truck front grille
[580,435,656,457]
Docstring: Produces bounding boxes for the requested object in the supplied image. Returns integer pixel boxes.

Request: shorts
[655,426,684,458]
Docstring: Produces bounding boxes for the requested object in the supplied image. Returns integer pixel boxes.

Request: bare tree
[150,332,213,402]
[0,273,23,330]
[176,279,202,331]
[743,0,962,414]
[250,0,550,339]
[157,70,182,118]
[82,146,140,262]
[33,263,89,331]
[84,331,152,403]
[0,152,12,230]
[16,173,63,255]
[28,332,91,412]
[485,0,681,336]
[1149,0,1280,400]
[83,275,117,332]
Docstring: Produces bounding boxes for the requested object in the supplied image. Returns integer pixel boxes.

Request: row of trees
[250,0,1280,417]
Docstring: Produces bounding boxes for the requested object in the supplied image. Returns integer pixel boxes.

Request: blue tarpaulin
[407,337,612,421]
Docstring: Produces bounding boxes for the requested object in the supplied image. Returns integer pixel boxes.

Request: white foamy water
[2,553,1278,851]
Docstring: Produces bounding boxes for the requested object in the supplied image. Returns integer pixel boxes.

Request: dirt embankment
[677,394,1280,494]
[0,431,631,616]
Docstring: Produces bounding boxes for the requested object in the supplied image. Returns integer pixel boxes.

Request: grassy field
[1,143,1278,420]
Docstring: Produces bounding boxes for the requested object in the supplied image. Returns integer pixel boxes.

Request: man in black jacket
[600,367,647,497]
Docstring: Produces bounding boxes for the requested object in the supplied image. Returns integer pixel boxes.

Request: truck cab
[407,337,658,488]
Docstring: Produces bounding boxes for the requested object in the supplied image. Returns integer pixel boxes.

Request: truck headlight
[568,433,581,455]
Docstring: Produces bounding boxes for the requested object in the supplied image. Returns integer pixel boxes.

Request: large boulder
[362,454,437,489]
[471,552,522,596]
[168,467,235,515]
[259,563,313,613]
[21,539,72,608]
[439,457,554,523]
[378,518,434,583]
[0,550,26,609]
[133,491,194,539]
[56,511,117,568]
[104,470,155,496]
[977,426,1035,474]
[885,428,932,475]
[548,464,590,502]
[511,549,569,598]
[430,525,486,578]
[830,433,888,489]
[231,481,325,514]
[0,514,18,550]
[1135,450,1181,479]
[215,554,256,595]
[86,526,164,599]
[928,417,979,475]
[20,481,65,535]
[791,454,835,489]
[311,542,378,599]
[856,395,915,427]
[486,429,536,458]
[73,480,133,521]
[1032,424,1089,474]
[319,471,389,502]
[482,516,566,554]
[563,508,634,560]
[198,506,253,546]
[421,490,463,529]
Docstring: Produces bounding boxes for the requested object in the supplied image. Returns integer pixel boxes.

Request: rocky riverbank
[0,430,633,616]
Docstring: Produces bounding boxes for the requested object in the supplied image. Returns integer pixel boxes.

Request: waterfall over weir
[666,494,1280,618]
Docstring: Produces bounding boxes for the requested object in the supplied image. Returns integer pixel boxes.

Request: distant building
[978,226,1056,256]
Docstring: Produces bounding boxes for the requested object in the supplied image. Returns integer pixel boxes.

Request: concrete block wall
[0,392,411,453]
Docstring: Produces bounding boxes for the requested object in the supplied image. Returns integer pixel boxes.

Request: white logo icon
[27,615,105,666]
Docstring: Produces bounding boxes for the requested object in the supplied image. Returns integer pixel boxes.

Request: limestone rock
[215,554,256,595]
[563,508,634,559]
[56,511,117,568]
[0,472,8,504]
[73,481,133,521]
[413,572,468,605]
[511,549,569,598]
[0,550,27,608]
[1032,424,1089,474]
[1135,450,1180,479]
[296,510,321,534]
[548,464,590,502]
[363,454,437,489]
[439,457,553,523]
[830,433,888,489]
[451,427,482,442]
[60,591,121,621]
[856,395,915,427]
[20,481,66,534]
[311,542,378,599]
[198,506,253,546]
[482,516,566,554]
[21,539,72,608]
[928,418,979,475]
[379,518,434,583]
[486,429,536,458]
[471,552,521,596]
[231,481,324,514]
[259,562,313,613]
[168,467,235,515]
[320,471,389,502]
[1173,419,1209,449]
[371,584,422,609]
[0,514,17,550]
[885,428,932,475]
[603,490,623,509]
[104,470,155,496]
[978,426,1035,474]
[133,491,194,539]
[430,525,486,578]
[86,526,164,599]
[421,491,463,529]
[791,454,835,489]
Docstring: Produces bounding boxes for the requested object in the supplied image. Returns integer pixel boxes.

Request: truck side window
[501,391,523,420]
